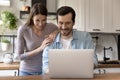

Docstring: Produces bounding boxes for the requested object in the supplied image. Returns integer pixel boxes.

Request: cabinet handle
[116,30,120,31]
[93,29,101,31]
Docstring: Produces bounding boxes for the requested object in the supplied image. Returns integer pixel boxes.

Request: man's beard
[60,28,72,36]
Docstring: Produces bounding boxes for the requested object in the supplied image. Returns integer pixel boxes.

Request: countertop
[0,62,19,70]
[0,73,120,80]
[0,60,120,70]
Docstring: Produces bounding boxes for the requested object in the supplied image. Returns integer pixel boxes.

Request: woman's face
[33,14,47,31]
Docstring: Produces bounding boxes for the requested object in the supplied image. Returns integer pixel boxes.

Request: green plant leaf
[0,10,18,31]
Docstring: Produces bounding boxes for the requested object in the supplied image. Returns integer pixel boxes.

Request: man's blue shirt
[42,29,98,73]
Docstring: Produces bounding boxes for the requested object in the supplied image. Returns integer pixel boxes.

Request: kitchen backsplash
[92,34,118,61]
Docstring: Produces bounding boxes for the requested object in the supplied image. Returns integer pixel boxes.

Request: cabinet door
[85,0,105,32]
[57,0,66,8]
[111,0,120,33]
[102,0,113,33]
[0,70,18,76]
[95,68,120,74]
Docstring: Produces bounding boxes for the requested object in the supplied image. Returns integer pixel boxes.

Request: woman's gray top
[16,23,57,73]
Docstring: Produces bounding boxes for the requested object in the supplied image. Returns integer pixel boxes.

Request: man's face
[57,13,74,38]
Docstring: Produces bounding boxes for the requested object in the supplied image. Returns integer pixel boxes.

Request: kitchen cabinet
[0,70,18,76]
[57,0,66,8]
[110,0,120,33]
[85,0,120,33]
[105,68,120,73]
[95,63,120,74]
[85,0,113,33]
[85,0,105,33]
[95,68,120,74]
[58,0,120,33]
[0,62,19,76]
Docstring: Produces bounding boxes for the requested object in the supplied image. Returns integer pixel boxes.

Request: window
[0,0,10,6]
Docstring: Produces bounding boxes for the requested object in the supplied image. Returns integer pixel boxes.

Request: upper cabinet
[57,0,66,8]
[58,0,120,33]
[111,0,120,33]
[85,0,105,33]
[86,0,120,33]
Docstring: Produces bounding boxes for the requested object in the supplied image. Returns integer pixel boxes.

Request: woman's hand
[29,30,59,56]
[48,30,59,41]
[26,37,53,57]
[37,30,59,53]
[40,37,53,50]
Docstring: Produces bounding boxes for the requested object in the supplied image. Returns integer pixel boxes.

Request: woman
[15,3,58,76]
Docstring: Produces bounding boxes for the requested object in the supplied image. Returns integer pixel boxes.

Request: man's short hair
[56,6,76,23]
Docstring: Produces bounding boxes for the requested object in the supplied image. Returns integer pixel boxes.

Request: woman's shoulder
[17,25,31,34]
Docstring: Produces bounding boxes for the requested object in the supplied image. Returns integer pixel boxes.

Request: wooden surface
[0,61,119,70]
[98,60,120,68]
[0,62,19,70]
[97,64,120,68]
[0,73,120,80]
[0,61,120,70]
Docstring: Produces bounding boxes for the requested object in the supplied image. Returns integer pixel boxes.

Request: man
[42,6,98,74]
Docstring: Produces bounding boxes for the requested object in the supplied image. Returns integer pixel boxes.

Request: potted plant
[0,10,18,51]
[1,10,17,30]
[1,37,10,51]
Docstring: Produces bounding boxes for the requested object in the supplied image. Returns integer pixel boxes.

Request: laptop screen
[48,49,94,78]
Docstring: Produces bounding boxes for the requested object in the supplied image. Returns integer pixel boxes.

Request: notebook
[48,49,94,79]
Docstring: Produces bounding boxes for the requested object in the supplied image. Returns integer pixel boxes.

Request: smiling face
[33,14,47,31]
[57,13,74,38]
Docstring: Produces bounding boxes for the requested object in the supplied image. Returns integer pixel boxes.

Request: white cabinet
[57,0,120,33]
[95,68,120,74]
[110,0,120,33]
[0,70,18,76]
[85,0,120,33]
[85,0,112,33]
[57,0,66,8]
[105,68,120,73]
[85,0,104,32]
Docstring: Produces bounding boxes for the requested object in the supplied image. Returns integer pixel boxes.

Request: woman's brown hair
[25,3,48,27]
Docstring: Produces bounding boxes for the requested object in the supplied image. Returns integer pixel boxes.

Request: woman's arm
[16,26,59,60]
[26,30,59,57]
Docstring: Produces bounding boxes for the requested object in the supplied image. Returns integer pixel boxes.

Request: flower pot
[1,42,10,51]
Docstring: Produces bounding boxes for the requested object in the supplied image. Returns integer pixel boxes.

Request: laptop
[48,49,94,79]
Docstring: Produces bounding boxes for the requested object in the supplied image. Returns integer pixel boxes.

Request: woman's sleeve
[15,26,28,60]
